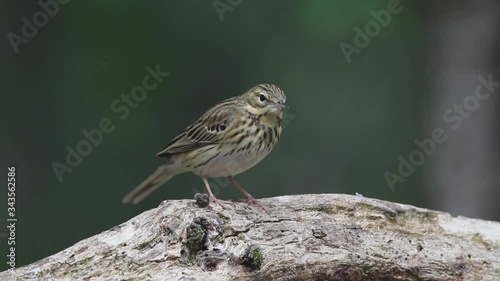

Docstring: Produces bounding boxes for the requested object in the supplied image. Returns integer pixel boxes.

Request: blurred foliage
[1,0,428,267]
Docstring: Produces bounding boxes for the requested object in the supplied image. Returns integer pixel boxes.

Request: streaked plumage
[122,84,287,207]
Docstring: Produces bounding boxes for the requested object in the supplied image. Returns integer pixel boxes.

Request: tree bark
[2,194,499,281]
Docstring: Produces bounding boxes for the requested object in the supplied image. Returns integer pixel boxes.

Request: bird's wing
[156,106,237,157]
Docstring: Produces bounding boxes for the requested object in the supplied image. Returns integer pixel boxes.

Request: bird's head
[242,84,287,116]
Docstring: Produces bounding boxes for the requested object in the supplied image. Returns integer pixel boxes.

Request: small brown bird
[122,84,287,207]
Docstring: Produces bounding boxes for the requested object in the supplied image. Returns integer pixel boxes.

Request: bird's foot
[245,196,269,212]
[209,196,235,208]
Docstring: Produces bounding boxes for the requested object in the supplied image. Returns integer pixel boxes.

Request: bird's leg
[227,176,269,211]
[201,177,233,207]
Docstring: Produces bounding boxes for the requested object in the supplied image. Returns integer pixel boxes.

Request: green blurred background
[2,0,499,269]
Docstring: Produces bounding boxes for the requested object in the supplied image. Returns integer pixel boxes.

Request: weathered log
[2,194,499,280]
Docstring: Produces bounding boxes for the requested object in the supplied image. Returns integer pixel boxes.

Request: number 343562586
[7,167,16,214]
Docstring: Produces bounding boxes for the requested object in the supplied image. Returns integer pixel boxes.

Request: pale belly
[189,145,272,178]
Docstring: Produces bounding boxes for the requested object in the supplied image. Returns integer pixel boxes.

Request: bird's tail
[122,164,175,204]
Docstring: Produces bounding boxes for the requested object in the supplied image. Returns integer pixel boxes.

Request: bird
[122,84,287,208]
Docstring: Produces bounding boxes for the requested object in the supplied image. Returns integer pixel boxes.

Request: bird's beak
[275,101,288,108]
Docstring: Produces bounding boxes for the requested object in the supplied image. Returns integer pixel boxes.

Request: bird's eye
[259,94,266,102]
